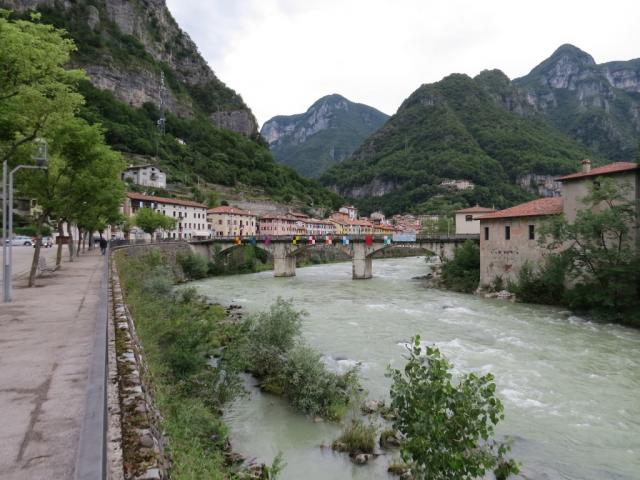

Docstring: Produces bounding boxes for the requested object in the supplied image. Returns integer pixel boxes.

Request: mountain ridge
[261,94,389,178]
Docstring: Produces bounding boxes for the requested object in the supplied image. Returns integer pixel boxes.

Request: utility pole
[2,160,8,302]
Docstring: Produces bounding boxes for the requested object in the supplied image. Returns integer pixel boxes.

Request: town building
[477,160,640,287]
[477,197,563,286]
[454,205,496,235]
[303,218,335,237]
[124,192,209,240]
[391,214,421,233]
[439,179,475,190]
[207,206,257,237]
[338,205,358,220]
[369,211,388,225]
[122,165,167,189]
[258,215,299,236]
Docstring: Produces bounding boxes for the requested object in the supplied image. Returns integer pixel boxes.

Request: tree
[206,190,219,208]
[0,11,84,166]
[134,208,176,237]
[388,336,518,480]
[440,240,480,293]
[541,177,640,323]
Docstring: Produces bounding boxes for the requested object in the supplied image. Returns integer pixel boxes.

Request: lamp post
[2,139,48,303]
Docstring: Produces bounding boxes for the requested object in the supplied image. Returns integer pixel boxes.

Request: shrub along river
[188,256,640,480]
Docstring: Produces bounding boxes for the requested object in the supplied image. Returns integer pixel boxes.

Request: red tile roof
[557,162,638,181]
[127,192,206,208]
[207,206,254,216]
[455,205,496,214]
[478,197,563,220]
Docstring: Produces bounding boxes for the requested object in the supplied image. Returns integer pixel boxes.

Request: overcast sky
[166,0,640,127]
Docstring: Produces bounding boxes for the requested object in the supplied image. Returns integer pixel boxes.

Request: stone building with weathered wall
[477,197,563,286]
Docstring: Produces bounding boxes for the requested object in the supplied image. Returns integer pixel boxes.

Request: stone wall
[479,216,554,286]
[107,244,192,480]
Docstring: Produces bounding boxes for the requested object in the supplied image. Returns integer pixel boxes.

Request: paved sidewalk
[0,251,106,479]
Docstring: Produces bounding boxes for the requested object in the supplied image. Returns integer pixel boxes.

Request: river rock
[352,453,373,465]
[362,399,383,414]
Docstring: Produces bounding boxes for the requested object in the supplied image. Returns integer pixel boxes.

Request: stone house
[477,197,563,286]
[124,192,208,240]
[454,205,495,235]
[303,219,335,237]
[122,165,167,189]
[477,160,639,287]
[207,206,257,237]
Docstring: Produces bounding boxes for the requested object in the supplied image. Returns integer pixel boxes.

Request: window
[484,226,489,241]
[529,224,535,240]
[465,214,473,222]
[218,220,222,225]
[505,225,510,240]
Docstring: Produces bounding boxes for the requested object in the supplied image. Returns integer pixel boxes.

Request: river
[188,257,640,480]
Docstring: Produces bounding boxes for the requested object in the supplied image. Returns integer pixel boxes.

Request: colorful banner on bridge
[342,235,349,245]
[308,236,316,245]
[325,235,333,245]
[384,235,392,245]
[234,236,242,245]
[365,234,374,246]
[264,235,272,246]
[250,236,257,246]
[292,236,300,245]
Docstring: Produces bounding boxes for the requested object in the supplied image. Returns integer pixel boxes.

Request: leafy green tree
[0,11,84,166]
[134,207,176,237]
[440,240,480,293]
[541,177,640,323]
[206,190,219,208]
[388,336,518,480]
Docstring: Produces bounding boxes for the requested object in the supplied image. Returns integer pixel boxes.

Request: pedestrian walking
[99,236,108,256]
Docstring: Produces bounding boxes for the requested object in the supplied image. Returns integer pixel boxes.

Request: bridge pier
[351,243,373,279]
[272,243,296,277]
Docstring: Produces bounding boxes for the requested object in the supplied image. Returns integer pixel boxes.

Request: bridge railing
[189,233,479,244]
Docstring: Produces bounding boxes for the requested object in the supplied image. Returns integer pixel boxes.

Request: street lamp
[2,138,48,303]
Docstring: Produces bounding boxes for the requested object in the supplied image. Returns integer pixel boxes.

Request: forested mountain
[261,95,389,178]
[2,0,339,207]
[514,44,640,161]
[321,71,595,215]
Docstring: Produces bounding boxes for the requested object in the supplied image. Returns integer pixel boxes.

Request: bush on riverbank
[239,297,361,420]
[177,251,209,280]
[507,257,567,305]
[440,240,480,293]
[388,336,519,480]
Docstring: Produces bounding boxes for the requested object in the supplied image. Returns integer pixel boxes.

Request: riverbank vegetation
[439,240,480,293]
[116,249,246,478]
[237,298,361,420]
[388,336,519,479]
[116,247,363,476]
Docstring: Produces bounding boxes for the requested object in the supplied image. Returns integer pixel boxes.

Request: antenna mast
[155,71,166,159]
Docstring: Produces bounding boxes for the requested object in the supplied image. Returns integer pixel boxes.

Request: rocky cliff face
[261,94,389,177]
[515,44,640,160]
[3,0,258,136]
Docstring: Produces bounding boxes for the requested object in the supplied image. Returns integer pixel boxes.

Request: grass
[333,420,377,454]
[115,248,238,478]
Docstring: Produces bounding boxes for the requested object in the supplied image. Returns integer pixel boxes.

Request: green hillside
[321,71,596,214]
[261,94,389,177]
[514,44,640,161]
[5,0,339,208]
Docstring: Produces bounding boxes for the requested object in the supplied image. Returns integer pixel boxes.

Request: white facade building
[455,206,496,235]
[124,192,209,240]
[122,165,167,189]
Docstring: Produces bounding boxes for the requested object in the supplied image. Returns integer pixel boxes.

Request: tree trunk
[56,220,64,267]
[76,229,82,257]
[28,216,44,287]
[67,223,75,262]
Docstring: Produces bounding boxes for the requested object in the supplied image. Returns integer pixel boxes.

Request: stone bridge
[190,234,478,280]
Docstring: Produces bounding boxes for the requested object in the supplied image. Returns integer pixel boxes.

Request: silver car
[5,235,33,246]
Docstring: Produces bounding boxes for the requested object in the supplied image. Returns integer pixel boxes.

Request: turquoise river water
[188,257,640,480]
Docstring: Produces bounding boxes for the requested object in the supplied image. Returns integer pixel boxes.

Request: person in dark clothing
[99,236,108,255]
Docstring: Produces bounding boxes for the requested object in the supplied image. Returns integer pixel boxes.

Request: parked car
[32,236,53,248]
[5,235,33,246]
